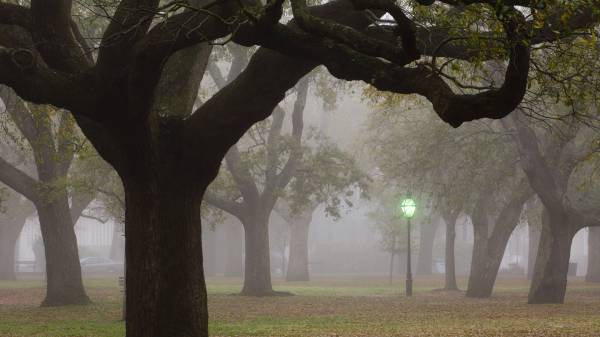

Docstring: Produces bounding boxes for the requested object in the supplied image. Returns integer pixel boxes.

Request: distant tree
[505,111,600,303]
[0,187,33,280]
[204,65,309,295]
[0,87,93,305]
[276,139,369,281]
[587,227,600,283]
[417,215,440,275]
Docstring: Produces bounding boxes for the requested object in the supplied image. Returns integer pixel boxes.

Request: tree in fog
[505,112,600,303]
[415,215,440,275]
[0,188,33,280]
[1,0,599,334]
[204,73,309,295]
[276,140,369,281]
[587,227,600,283]
[367,106,484,291]
[0,88,94,305]
[368,188,419,284]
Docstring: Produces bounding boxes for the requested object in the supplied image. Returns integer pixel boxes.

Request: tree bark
[586,227,600,283]
[37,194,90,306]
[286,213,311,282]
[123,169,209,337]
[443,212,459,290]
[528,209,576,304]
[224,220,243,277]
[241,214,274,295]
[417,219,438,275]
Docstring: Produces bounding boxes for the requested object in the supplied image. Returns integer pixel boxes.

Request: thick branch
[272,76,308,191]
[224,145,260,207]
[203,192,244,216]
[505,113,564,212]
[0,45,93,114]
[30,0,91,72]
[0,155,41,204]
[187,0,371,159]
[70,191,95,224]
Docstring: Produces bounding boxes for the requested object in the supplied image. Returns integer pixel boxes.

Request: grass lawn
[0,275,599,336]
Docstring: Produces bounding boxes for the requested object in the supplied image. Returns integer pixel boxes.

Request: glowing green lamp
[399,198,416,218]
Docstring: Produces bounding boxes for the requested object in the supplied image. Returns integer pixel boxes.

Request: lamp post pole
[399,196,416,297]
[406,217,413,297]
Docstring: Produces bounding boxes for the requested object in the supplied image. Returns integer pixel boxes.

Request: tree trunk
[110,223,125,262]
[444,216,459,290]
[123,169,209,337]
[528,220,541,280]
[0,218,26,280]
[37,195,90,306]
[241,214,274,295]
[466,189,529,298]
[202,226,217,277]
[586,227,600,283]
[528,209,575,304]
[286,215,311,282]
[388,242,395,285]
[417,219,438,275]
[466,226,508,298]
[224,221,243,277]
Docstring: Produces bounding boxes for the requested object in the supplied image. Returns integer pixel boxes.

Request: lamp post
[399,197,416,297]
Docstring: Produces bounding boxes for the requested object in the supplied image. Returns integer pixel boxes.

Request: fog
[1,3,600,336]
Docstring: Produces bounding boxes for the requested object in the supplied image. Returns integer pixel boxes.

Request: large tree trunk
[0,217,27,280]
[286,213,311,282]
[123,168,209,337]
[224,220,243,277]
[37,195,90,306]
[443,214,459,290]
[241,214,274,295]
[528,209,575,304]
[586,227,600,283]
[417,219,438,275]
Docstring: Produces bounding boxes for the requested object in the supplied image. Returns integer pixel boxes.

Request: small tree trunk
[388,237,396,285]
[586,227,600,283]
[37,195,90,306]
[417,220,438,275]
[224,221,243,277]
[202,226,217,277]
[123,170,209,337]
[528,209,575,304]
[286,216,311,282]
[110,224,125,262]
[241,214,274,296]
[444,217,459,290]
[528,220,541,280]
[0,219,26,280]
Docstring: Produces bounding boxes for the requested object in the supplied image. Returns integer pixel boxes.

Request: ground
[0,275,599,337]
